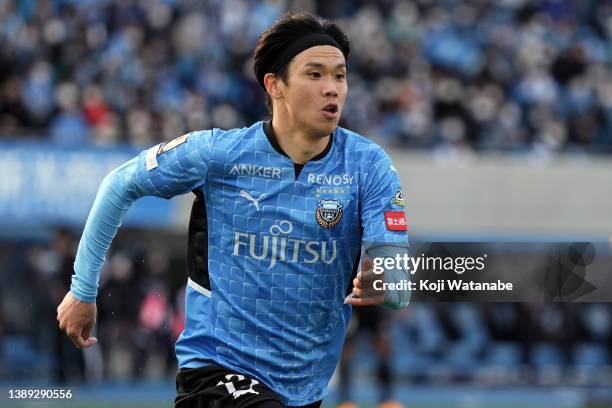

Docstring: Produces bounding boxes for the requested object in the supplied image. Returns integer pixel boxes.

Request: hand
[344,257,385,306]
[57,291,98,349]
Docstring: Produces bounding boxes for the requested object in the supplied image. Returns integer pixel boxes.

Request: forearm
[365,243,411,309]
[71,158,141,302]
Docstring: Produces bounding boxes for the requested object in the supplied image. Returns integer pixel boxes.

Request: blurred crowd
[0,229,185,382]
[1,230,612,388]
[1,0,611,153]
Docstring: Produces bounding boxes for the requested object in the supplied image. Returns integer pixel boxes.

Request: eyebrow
[303,62,347,70]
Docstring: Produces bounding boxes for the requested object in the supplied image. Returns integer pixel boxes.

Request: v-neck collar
[262,120,334,162]
[262,121,334,180]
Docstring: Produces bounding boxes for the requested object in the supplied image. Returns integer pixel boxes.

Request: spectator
[0,0,610,152]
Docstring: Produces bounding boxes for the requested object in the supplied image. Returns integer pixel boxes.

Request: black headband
[257,33,343,88]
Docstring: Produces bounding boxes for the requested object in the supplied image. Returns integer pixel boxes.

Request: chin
[317,121,338,136]
[303,117,338,138]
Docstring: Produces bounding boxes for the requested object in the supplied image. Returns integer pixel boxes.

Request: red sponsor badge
[384,211,408,231]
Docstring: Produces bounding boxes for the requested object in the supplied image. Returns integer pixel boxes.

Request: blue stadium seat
[574,343,609,366]
[1,335,53,380]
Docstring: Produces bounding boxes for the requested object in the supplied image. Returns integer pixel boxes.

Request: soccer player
[57,12,410,408]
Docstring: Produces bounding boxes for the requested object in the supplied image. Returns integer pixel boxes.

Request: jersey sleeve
[133,130,214,198]
[71,130,214,302]
[360,147,409,247]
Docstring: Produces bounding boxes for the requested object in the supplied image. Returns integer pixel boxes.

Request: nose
[321,76,338,97]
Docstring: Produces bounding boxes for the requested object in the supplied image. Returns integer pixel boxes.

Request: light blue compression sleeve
[70,158,142,302]
[365,244,411,309]
[70,130,214,302]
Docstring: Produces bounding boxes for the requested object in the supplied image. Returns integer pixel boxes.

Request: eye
[308,72,321,78]
[336,73,346,80]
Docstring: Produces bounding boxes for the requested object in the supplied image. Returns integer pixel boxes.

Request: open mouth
[322,104,338,114]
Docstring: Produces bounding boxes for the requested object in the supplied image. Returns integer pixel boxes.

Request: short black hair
[253,12,350,114]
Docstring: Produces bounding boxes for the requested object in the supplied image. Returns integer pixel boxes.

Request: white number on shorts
[217,373,260,399]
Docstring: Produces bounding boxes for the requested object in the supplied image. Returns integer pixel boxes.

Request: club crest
[316,198,343,228]
[390,190,405,207]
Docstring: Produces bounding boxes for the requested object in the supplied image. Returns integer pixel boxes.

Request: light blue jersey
[71,121,408,405]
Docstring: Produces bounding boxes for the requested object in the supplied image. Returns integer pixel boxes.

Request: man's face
[279,45,347,137]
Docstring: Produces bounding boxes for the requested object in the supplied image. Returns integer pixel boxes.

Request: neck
[271,114,330,165]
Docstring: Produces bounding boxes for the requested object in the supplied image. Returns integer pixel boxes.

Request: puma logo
[239,190,267,211]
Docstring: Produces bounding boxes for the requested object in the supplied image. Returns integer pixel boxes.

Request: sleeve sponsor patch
[145,144,160,171]
[158,134,188,155]
[384,211,408,231]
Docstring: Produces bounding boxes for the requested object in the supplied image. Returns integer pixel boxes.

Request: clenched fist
[344,257,385,306]
[57,291,98,349]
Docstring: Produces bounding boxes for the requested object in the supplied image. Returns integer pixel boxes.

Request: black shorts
[175,365,322,408]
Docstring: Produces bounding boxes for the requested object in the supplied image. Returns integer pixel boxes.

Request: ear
[264,73,283,101]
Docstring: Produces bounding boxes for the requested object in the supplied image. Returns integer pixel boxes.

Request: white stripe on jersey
[187,277,211,297]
